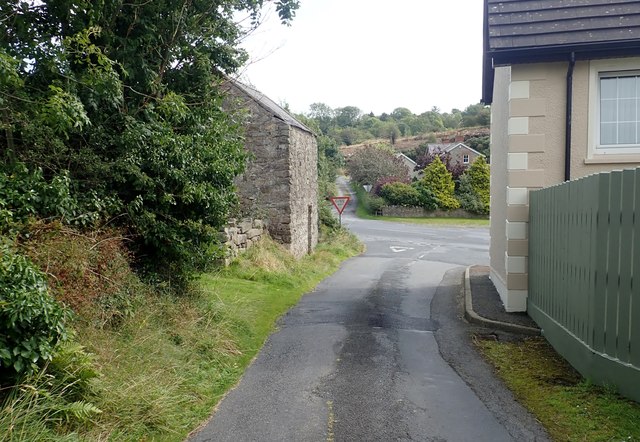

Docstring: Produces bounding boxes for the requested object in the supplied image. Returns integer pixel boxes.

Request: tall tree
[419,156,460,210]
[0,0,300,283]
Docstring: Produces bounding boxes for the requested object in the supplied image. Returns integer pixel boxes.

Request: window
[599,73,640,146]
[588,58,640,158]
[463,154,469,164]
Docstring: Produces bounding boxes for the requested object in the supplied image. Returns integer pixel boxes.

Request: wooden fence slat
[605,171,623,358]
[617,170,635,363]
[631,169,640,368]
[593,173,610,353]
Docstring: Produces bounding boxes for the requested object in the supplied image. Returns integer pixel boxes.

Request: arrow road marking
[390,246,414,253]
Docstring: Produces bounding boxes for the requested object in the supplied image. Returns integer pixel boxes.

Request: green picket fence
[529,168,640,402]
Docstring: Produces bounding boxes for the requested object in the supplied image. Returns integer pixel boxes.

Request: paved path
[190,181,545,441]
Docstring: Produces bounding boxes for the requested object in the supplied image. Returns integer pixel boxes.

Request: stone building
[222,79,318,258]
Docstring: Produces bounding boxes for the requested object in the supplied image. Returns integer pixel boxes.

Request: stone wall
[287,125,318,258]
[223,81,318,258]
[448,147,483,166]
[221,218,267,265]
[380,206,488,219]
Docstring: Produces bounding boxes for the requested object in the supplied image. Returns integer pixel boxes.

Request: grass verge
[475,336,640,441]
[353,186,489,227]
[1,228,362,441]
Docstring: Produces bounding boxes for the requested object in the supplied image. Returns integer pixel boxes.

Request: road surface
[190,180,547,441]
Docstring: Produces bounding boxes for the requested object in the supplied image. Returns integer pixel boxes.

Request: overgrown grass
[1,228,362,441]
[476,336,640,441]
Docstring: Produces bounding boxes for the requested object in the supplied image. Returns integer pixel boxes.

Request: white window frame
[588,57,640,159]
[463,154,470,164]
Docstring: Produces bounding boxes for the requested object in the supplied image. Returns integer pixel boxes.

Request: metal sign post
[330,196,350,227]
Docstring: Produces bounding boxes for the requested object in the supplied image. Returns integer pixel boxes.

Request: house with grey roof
[483,0,640,311]
[426,142,485,167]
[394,152,422,179]
[222,79,318,258]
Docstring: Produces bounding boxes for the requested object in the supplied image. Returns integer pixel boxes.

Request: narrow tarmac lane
[190,182,536,441]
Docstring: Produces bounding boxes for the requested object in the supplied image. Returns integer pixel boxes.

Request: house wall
[288,126,319,258]
[494,58,640,311]
[448,147,482,166]
[489,66,511,309]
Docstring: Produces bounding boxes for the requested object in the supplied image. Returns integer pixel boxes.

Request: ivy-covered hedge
[0,241,67,378]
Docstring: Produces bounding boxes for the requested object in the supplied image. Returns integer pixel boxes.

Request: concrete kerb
[463,267,541,336]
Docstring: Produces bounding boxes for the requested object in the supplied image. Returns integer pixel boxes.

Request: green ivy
[0,241,67,379]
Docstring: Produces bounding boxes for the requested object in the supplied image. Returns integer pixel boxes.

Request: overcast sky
[236,0,484,116]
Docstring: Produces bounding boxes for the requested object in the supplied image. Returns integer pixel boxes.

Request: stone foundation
[221,218,267,265]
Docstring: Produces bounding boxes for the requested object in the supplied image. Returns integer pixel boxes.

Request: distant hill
[340,127,490,157]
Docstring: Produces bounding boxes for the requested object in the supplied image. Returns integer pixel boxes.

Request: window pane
[601,77,617,99]
[599,74,640,147]
[618,76,636,98]
[601,99,617,122]
[619,98,636,121]
[619,122,636,144]
[601,122,617,145]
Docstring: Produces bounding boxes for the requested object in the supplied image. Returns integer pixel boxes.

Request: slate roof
[230,80,313,134]
[482,0,640,103]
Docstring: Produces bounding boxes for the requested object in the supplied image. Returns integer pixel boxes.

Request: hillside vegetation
[1,227,362,440]
[299,103,490,147]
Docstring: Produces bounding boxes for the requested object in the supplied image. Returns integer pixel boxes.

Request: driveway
[189,181,548,441]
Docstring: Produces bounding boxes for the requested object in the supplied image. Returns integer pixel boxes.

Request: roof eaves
[483,38,640,104]
[229,80,314,135]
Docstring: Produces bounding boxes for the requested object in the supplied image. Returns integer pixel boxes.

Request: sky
[236,0,484,116]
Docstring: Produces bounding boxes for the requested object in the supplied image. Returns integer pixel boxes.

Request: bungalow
[483,0,640,311]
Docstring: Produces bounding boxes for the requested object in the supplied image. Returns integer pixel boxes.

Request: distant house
[394,152,422,180]
[222,79,318,258]
[426,142,485,167]
[482,0,640,311]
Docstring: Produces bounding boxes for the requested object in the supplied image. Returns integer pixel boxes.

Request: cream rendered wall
[489,66,510,307]
[495,59,640,311]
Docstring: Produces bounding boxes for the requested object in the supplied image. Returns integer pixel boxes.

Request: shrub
[419,156,460,210]
[319,199,340,231]
[456,157,490,214]
[379,182,421,206]
[372,175,411,196]
[411,181,439,211]
[0,162,117,235]
[457,174,486,214]
[0,241,67,379]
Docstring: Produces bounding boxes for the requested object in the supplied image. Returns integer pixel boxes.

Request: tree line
[302,102,490,146]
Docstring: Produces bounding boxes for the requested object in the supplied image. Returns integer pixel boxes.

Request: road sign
[329,196,350,227]
[330,196,350,214]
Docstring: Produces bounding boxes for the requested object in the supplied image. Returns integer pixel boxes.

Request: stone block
[238,220,253,233]
[253,219,264,229]
[247,228,262,239]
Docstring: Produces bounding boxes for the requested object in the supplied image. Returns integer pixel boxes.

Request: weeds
[1,228,362,441]
[476,336,640,441]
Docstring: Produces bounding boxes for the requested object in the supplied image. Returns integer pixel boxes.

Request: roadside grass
[353,187,489,227]
[475,336,640,441]
[1,229,362,441]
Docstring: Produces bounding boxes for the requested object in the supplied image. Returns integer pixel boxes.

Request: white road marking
[390,246,414,253]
